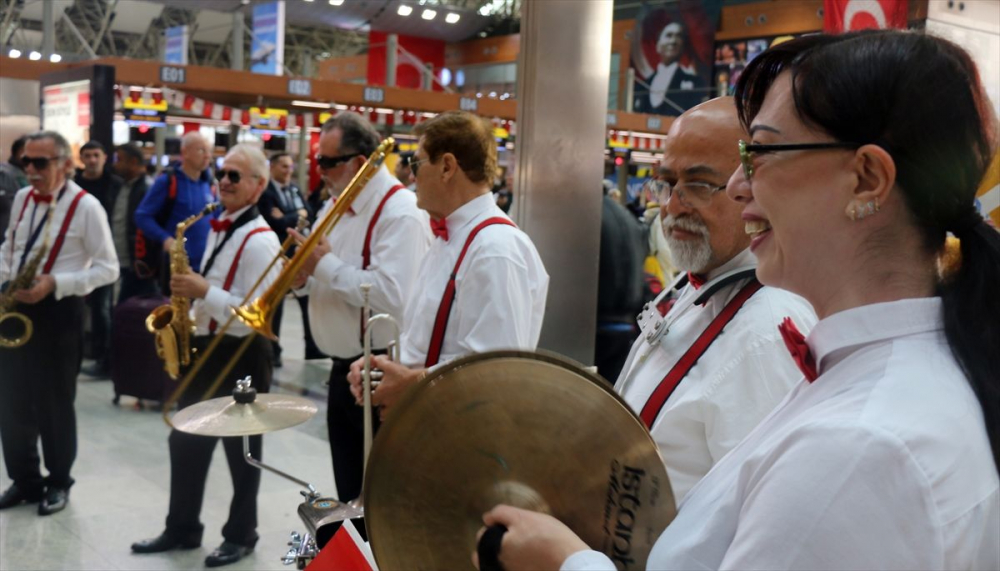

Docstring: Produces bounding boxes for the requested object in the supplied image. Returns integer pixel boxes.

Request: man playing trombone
[131,144,282,568]
[346,111,549,416]
[290,113,431,513]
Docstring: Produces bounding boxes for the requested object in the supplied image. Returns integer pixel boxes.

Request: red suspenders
[42,191,87,274]
[358,184,405,338]
[639,279,763,428]
[208,226,273,334]
[424,217,516,368]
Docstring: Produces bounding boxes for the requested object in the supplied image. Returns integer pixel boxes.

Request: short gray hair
[320,112,380,157]
[181,131,209,149]
[225,143,269,181]
[26,131,72,159]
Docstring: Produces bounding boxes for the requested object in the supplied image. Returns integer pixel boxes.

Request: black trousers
[0,295,84,492]
[327,356,382,503]
[163,334,272,547]
[86,283,114,368]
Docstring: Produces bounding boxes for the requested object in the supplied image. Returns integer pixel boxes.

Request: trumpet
[351,283,402,511]
[161,138,395,426]
[0,204,56,349]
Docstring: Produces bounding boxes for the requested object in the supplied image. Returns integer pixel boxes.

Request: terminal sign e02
[363,87,385,103]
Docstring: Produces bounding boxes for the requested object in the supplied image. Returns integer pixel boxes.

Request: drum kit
[171,350,676,570]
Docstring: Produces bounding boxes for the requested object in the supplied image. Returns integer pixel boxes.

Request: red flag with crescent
[824,0,909,33]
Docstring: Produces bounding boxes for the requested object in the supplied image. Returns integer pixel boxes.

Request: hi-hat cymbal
[171,393,318,437]
[364,350,676,570]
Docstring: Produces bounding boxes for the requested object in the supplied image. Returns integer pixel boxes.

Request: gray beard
[662,214,713,272]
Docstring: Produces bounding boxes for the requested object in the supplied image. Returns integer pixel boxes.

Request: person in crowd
[131,144,281,568]
[345,110,549,418]
[474,30,1000,571]
[290,112,431,510]
[0,131,118,515]
[494,170,514,214]
[110,143,157,302]
[73,141,123,378]
[594,181,648,382]
[394,153,416,191]
[636,20,707,115]
[258,152,315,366]
[133,132,216,285]
[0,135,29,242]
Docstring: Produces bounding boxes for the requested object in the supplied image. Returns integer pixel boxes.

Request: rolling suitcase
[110,294,174,405]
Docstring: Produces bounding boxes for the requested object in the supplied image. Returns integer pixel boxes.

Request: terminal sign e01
[160,65,186,84]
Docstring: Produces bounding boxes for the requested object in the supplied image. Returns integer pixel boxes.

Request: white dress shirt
[298,166,430,359]
[615,248,816,505]
[1,180,119,299]
[566,297,1000,571]
[194,206,282,337]
[398,192,549,368]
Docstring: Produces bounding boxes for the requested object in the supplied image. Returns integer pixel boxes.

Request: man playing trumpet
[131,144,281,568]
[0,131,118,516]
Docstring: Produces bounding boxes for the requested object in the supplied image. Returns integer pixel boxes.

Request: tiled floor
[0,300,338,571]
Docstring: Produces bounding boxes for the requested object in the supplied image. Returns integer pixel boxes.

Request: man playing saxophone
[131,144,281,568]
[0,131,118,516]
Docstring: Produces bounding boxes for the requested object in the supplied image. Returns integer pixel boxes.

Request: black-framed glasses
[315,153,362,170]
[739,140,861,181]
[654,180,727,208]
[21,156,64,170]
[216,169,252,184]
[410,157,430,176]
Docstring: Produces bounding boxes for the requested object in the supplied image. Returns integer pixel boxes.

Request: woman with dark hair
[474,30,1000,570]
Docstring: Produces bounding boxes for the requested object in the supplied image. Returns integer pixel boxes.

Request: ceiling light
[292,100,330,109]
[49,53,62,63]
[329,0,344,5]
[304,0,314,2]
[29,51,41,61]
[8,48,21,58]
[488,91,496,98]
[421,8,436,20]
[445,12,460,24]
[397,4,412,16]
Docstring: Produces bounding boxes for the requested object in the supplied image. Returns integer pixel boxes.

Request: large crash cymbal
[364,350,676,570]
[171,393,317,437]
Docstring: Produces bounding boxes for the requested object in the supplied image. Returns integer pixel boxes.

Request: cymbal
[171,393,318,437]
[364,350,676,570]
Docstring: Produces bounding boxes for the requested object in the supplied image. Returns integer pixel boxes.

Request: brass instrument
[146,202,220,379]
[0,203,56,349]
[161,138,395,426]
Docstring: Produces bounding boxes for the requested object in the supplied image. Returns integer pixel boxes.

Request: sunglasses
[215,169,254,184]
[655,180,727,209]
[21,156,64,170]
[738,140,861,181]
[315,153,362,170]
[410,157,430,176]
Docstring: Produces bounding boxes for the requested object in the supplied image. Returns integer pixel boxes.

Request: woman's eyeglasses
[655,180,727,208]
[315,153,362,170]
[738,140,861,181]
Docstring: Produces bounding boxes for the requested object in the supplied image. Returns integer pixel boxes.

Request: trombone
[160,137,396,426]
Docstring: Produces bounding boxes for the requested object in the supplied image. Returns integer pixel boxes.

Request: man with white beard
[614,97,816,507]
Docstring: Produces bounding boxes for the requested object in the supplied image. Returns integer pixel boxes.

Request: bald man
[614,97,816,506]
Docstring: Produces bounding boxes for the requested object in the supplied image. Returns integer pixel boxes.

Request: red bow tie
[688,272,707,289]
[31,192,54,204]
[430,218,448,241]
[778,317,818,382]
[210,218,233,233]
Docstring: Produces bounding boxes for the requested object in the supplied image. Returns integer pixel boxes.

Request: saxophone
[146,203,220,379]
[0,205,56,349]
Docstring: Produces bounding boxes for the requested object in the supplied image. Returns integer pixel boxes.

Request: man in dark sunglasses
[290,112,431,530]
[0,131,119,517]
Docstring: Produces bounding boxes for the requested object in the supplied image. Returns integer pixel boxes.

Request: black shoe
[0,484,44,510]
[205,541,253,567]
[272,355,283,368]
[304,347,329,360]
[131,532,201,554]
[37,487,69,515]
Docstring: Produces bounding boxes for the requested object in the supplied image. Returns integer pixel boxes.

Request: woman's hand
[472,505,589,571]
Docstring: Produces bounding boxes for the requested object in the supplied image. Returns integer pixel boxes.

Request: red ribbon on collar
[430,218,448,241]
[778,317,818,382]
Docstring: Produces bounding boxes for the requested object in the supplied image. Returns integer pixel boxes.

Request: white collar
[443,192,496,235]
[221,204,252,222]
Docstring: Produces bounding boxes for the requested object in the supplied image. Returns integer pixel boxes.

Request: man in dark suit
[258,152,323,363]
[635,21,708,115]
[111,143,158,303]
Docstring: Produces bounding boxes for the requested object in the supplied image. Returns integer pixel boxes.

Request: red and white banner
[306,520,377,571]
[823,0,909,33]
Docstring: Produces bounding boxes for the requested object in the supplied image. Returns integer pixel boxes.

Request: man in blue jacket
[134,132,216,277]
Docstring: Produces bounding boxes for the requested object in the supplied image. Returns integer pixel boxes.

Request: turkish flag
[824,0,908,33]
